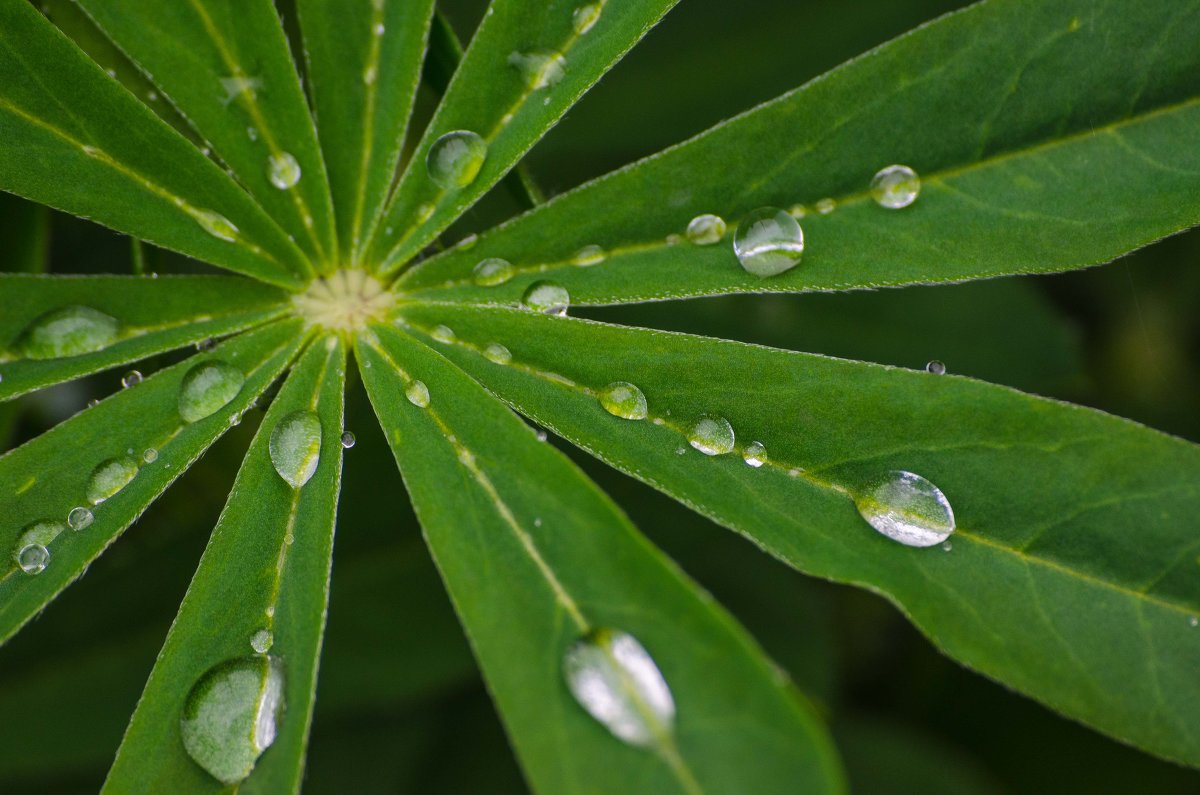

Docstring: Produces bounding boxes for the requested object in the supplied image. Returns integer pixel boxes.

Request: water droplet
[484,343,512,365]
[686,213,726,246]
[925,360,946,375]
[14,520,65,575]
[269,410,322,489]
[179,361,245,423]
[362,65,378,85]
[815,197,836,215]
[180,655,285,785]
[143,447,159,464]
[941,540,953,552]
[220,75,263,106]
[687,414,735,456]
[246,126,259,142]
[68,507,94,531]
[17,306,119,360]
[598,382,647,421]
[563,628,675,748]
[522,282,569,316]
[250,629,273,654]
[733,208,804,278]
[405,380,430,408]
[431,325,456,344]
[426,130,487,189]
[121,370,143,388]
[1190,616,1199,628]
[743,441,768,468]
[267,152,301,190]
[373,22,385,36]
[87,398,100,408]
[196,338,217,352]
[473,257,515,286]
[456,233,479,250]
[788,203,808,219]
[188,208,240,243]
[340,431,356,449]
[508,50,566,90]
[571,244,606,267]
[86,455,139,504]
[855,470,955,548]
[572,3,602,34]
[665,233,684,246]
[871,164,920,209]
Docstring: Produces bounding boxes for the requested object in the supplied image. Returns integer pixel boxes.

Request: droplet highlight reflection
[732,208,804,278]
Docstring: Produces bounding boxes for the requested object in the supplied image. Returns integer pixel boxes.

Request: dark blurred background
[2,0,1198,792]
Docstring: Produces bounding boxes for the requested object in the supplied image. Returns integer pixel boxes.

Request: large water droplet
[269,410,322,489]
[686,213,726,246]
[484,342,512,365]
[743,441,768,468]
[598,382,647,421]
[522,282,569,316]
[687,414,735,456]
[431,325,456,344]
[473,257,515,286]
[855,470,955,548]
[871,164,920,209]
[14,520,64,575]
[267,152,302,190]
[179,361,245,423]
[87,455,139,504]
[508,50,566,90]
[250,629,273,654]
[188,208,240,243]
[732,208,804,277]
[68,506,94,531]
[563,628,675,748]
[572,3,602,34]
[17,306,119,360]
[180,655,285,786]
[426,130,487,189]
[405,380,430,408]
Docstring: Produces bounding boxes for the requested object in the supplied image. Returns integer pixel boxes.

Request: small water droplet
[181,655,285,785]
[426,130,487,189]
[687,414,735,456]
[147,90,158,102]
[405,380,430,408]
[508,50,567,90]
[855,470,955,548]
[598,382,647,421]
[788,203,808,219]
[178,361,245,423]
[250,629,274,654]
[563,628,675,748]
[17,306,119,360]
[871,164,920,209]
[220,75,263,106]
[665,233,683,246]
[733,208,804,278]
[196,338,217,352]
[14,520,65,575]
[572,3,602,34]
[87,398,100,408]
[68,507,94,531]
[1190,616,1199,628]
[373,22,385,36]
[269,410,322,489]
[686,213,726,246]
[815,197,836,215]
[87,455,139,504]
[188,208,240,243]
[473,257,515,286]
[925,360,946,375]
[484,343,512,364]
[362,65,378,85]
[143,448,159,464]
[247,126,259,142]
[340,431,356,449]
[456,233,479,250]
[522,282,569,316]
[267,152,302,190]
[674,446,686,455]
[121,370,143,389]
[431,325,456,344]
[941,540,953,552]
[571,244,606,267]
[743,441,767,468]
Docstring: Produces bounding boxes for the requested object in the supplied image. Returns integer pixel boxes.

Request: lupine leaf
[356,324,845,795]
[394,303,1200,767]
[395,0,1200,305]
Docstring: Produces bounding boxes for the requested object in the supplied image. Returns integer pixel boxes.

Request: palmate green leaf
[394,304,1200,767]
[396,0,1200,305]
[356,325,844,795]
[74,0,337,272]
[367,0,681,275]
[0,319,305,646]
[0,0,310,288]
[296,0,434,265]
[0,275,288,401]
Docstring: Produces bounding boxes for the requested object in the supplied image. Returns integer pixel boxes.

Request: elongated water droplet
[598,382,647,420]
[473,257,515,286]
[340,431,356,449]
[181,655,285,785]
[871,164,920,209]
[855,470,955,548]
[815,198,836,215]
[269,410,322,489]
[179,361,245,423]
[508,50,566,90]
[121,370,143,388]
[87,455,139,504]
[17,306,119,360]
[267,152,302,190]
[572,244,606,267]
[563,628,675,748]
[484,342,512,365]
[743,441,768,468]
[427,130,487,189]
[189,208,240,243]
[405,380,430,408]
[925,360,946,375]
[572,3,602,34]
[68,507,94,531]
[431,325,456,344]
[522,282,569,316]
[250,629,273,654]
[686,213,726,245]
[687,414,735,456]
[14,520,65,575]
[733,208,804,277]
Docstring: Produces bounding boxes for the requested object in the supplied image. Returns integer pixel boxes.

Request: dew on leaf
[926,360,946,375]
[143,448,159,464]
[508,50,567,90]
[572,244,606,267]
[598,382,647,421]
[686,213,726,246]
[220,74,263,106]
[188,208,240,243]
[572,3,602,34]
[484,343,512,365]
[405,380,431,408]
[86,455,140,504]
[121,370,143,388]
[815,198,836,215]
[432,325,456,344]
[427,130,487,189]
[732,208,804,278]
[688,414,735,456]
[855,470,955,548]
[267,152,302,190]
[68,506,94,531]
[269,410,322,489]
[340,431,356,449]
[250,629,273,654]
[871,164,920,209]
[743,441,768,468]
[178,361,245,423]
[522,282,570,316]
[17,306,119,360]
[473,257,515,286]
[14,520,65,575]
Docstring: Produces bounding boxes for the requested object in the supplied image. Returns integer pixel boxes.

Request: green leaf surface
[75,0,338,271]
[0,275,288,401]
[394,303,1200,767]
[396,0,1200,304]
[104,336,346,794]
[297,0,434,265]
[0,319,305,647]
[356,324,844,795]
[368,0,680,275]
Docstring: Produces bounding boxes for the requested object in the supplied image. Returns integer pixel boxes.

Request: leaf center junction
[292,270,394,332]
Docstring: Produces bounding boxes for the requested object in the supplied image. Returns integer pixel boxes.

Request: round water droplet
[563,628,675,748]
[250,629,274,654]
[143,447,159,463]
[572,3,602,34]
[17,306,119,360]
[686,214,726,246]
[941,540,953,552]
[373,22,385,36]
[688,414,735,456]
[871,164,920,209]
[473,257,515,286]
[14,520,65,575]
[926,360,946,375]
[121,370,143,389]
[340,431,356,449]
[267,152,302,190]
[269,410,322,489]
[732,208,804,278]
[522,282,569,316]
[405,380,430,408]
[484,342,512,365]
[571,244,606,267]
[1190,616,1199,628]
[180,655,285,786]
[178,361,245,423]
[508,49,566,90]
[598,382,647,421]
[189,208,240,242]
[68,506,94,531]
[855,470,955,548]
[86,455,139,504]
[426,130,487,189]
[815,197,836,215]
[743,441,768,468]
[431,325,456,344]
